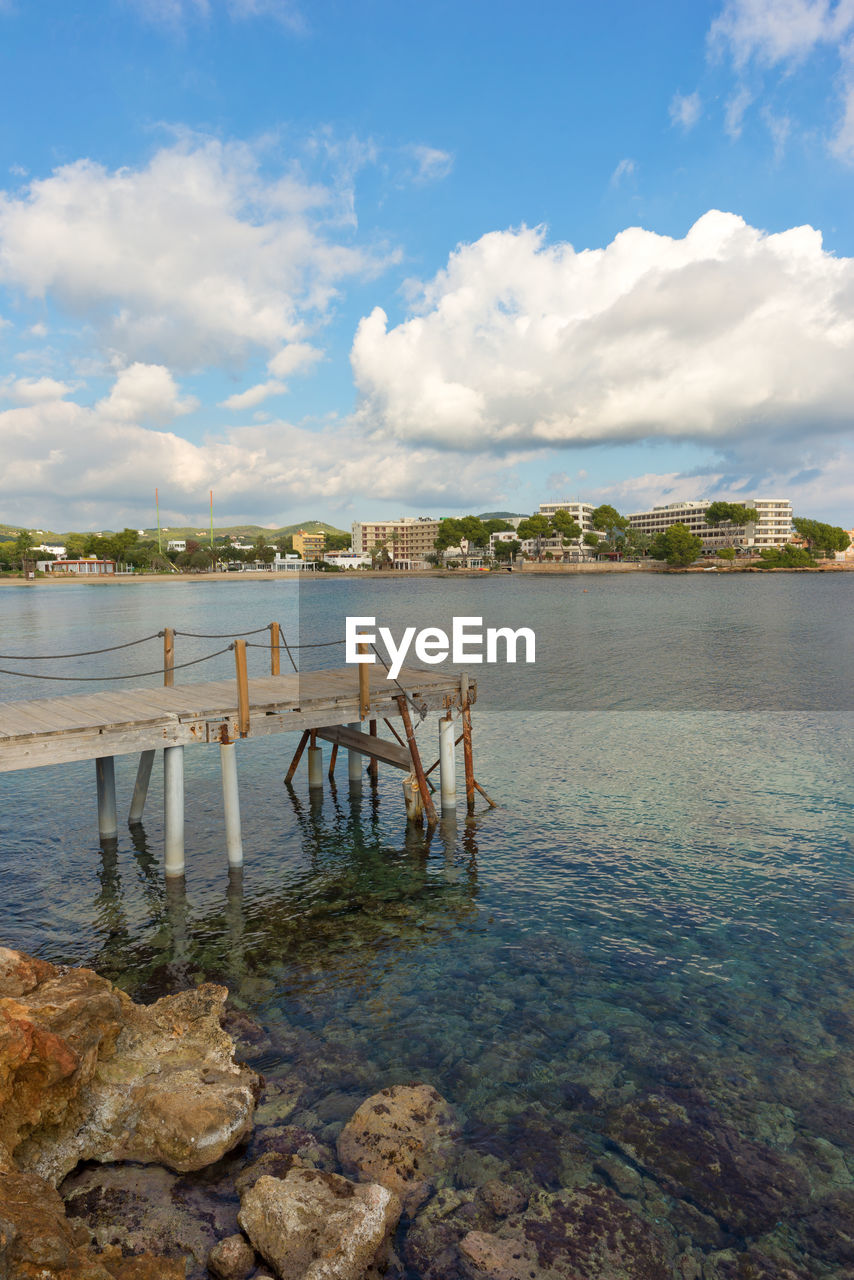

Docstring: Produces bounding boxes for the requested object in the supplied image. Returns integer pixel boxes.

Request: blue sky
[1,0,853,530]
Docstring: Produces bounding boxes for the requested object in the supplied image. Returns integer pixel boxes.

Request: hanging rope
[0,645,234,682]
[0,632,164,661]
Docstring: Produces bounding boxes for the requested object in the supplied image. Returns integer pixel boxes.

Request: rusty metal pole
[163,627,175,687]
[328,741,339,778]
[284,730,310,784]
[270,621,281,676]
[234,639,250,737]
[460,675,475,815]
[396,695,437,826]
[368,719,379,784]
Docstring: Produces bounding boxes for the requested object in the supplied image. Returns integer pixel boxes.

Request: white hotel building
[627,498,793,551]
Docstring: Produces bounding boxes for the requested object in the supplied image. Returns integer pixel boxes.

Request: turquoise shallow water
[1,574,853,1276]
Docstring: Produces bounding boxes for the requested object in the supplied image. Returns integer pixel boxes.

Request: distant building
[166,539,186,552]
[292,529,326,561]
[537,501,596,534]
[627,498,792,552]
[351,517,441,569]
[33,543,66,558]
[38,558,116,575]
[323,551,369,569]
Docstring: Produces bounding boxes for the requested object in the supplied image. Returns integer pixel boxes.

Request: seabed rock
[337,1083,460,1214]
[238,1167,401,1280]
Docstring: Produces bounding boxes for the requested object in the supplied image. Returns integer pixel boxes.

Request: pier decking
[0,665,465,772]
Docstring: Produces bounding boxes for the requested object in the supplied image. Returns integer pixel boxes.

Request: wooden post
[284,730,310,784]
[396,696,438,827]
[163,628,175,687]
[368,719,378,784]
[328,741,339,778]
[234,639,250,737]
[270,621,280,676]
[128,749,155,824]
[358,642,370,719]
[95,756,117,840]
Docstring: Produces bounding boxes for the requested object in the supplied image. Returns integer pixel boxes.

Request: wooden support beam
[396,696,437,827]
[234,639,250,737]
[315,724,411,771]
[328,741,338,778]
[163,628,175,687]
[128,748,155,824]
[284,729,310,784]
[358,642,370,720]
[270,622,281,676]
[368,719,378,783]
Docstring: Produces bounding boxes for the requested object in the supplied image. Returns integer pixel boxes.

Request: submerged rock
[337,1083,460,1214]
[207,1232,257,1279]
[458,1184,677,1280]
[607,1092,810,1236]
[238,1168,401,1280]
[0,1168,185,1280]
[0,944,259,1184]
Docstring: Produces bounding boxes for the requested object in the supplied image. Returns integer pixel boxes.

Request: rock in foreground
[0,944,259,1183]
[337,1084,459,1214]
[239,1168,401,1280]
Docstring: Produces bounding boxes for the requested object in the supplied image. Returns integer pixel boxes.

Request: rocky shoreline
[1,945,847,1280]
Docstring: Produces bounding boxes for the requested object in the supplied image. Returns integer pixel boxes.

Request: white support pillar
[347,722,363,789]
[220,742,243,868]
[95,756,117,840]
[128,749,155,825]
[438,718,457,814]
[307,744,323,789]
[163,745,185,877]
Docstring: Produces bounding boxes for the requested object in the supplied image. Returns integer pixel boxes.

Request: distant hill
[477,511,529,520]
[0,520,350,541]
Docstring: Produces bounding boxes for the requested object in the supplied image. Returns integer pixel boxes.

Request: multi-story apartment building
[351,517,441,569]
[627,498,792,551]
[292,529,326,561]
[537,500,596,533]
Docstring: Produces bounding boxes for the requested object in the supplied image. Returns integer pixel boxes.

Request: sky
[1,0,853,532]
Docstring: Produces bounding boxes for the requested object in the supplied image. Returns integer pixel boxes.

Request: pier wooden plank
[0,665,469,774]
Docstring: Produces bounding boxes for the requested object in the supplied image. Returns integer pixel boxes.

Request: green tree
[516,513,551,559]
[716,547,737,561]
[704,502,758,527]
[493,538,521,562]
[13,529,33,570]
[550,510,582,543]
[591,505,629,547]
[459,516,489,548]
[583,531,602,552]
[622,529,651,559]
[434,519,464,553]
[650,523,703,567]
[369,540,391,568]
[792,518,850,556]
[482,518,513,535]
[758,545,815,569]
[324,531,351,551]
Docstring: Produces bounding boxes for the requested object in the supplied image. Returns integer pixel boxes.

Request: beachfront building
[292,529,325,561]
[351,517,441,570]
[323,551,370,569]
[166,539,186,553]
[537,501,596,534]
[627,498,793,553]
[34,543,66,558]
[37,558,116,575]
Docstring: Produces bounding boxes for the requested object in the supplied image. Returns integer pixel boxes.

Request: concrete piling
[220,742,243,868]
[95,756,117,841]
[163,744,185,876]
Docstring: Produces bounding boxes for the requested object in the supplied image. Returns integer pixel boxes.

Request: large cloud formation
[351,211,854,451]
[0,137,392,370]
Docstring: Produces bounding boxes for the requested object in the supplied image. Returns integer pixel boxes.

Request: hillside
[0,520,350,542]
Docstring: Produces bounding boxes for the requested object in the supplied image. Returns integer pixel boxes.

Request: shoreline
[1,561,852,585]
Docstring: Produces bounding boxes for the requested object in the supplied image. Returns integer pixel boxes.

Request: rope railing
[0,632,165,660]
[0,646,235,682]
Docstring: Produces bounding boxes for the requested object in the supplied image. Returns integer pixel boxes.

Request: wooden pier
[0,626,488,877]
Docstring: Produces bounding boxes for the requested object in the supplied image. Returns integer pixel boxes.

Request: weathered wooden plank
[315,726,411,771]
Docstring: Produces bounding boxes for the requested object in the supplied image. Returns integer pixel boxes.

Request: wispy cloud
[707,0,854,158]
[669,90,702,131]
[609,157,636,186]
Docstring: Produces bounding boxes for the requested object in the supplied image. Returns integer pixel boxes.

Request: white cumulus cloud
[97,363,198,423]
[0,136,394,370]
[351,213,854,454]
